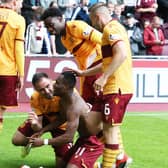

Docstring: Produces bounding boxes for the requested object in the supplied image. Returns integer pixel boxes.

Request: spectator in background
[108,0,117,4]
[50,34,68,56]
[40,0,54,9]
[107,1,115,17]
[89,0,98,6]
[21,0,41,28]
[108,0,125,4]
[49,0,58,8]
[121,0,136,17]
[124,13,144,55]
[71,0,91,25]
[57,0,77,20]
[143,19,150,28]
[117,0,125,4]
[25,7,52,55]
[143,16,165,55]
[161,22,168,40]
[135,0,158,26]
[112,4,125,25]
[157,0,168,55]
[96,0,105,3]
[157,0,168,23]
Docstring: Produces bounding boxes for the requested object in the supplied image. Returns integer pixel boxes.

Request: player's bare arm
[48,107,80,146]
[30,106,80,147]
[31,114,65,139]
[71,63,102,77]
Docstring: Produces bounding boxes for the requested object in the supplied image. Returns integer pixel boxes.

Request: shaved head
[89,2,112,32]
[89,2,109,17]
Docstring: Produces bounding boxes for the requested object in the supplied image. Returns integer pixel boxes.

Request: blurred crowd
[5,0,168,57]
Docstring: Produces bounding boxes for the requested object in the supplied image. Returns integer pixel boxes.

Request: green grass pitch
[0,112,167,168]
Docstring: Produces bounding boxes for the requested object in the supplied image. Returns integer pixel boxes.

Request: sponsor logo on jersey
[109,34,120,41]
[83,27,92,36]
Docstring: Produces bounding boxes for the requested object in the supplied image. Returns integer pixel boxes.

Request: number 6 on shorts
[104,103,110,115]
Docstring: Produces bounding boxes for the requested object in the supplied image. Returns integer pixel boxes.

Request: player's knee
[11,135,21,146]
[11,135,20,146]
[11,132,28,146]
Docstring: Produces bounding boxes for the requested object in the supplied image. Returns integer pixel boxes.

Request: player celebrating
[0,0,25,132]
[40,7,103,108]
[88,3,134,168]
[29,71,104,168]
[12,72,72,167]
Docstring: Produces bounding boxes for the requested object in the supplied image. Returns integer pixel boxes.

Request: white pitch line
[3,114,28,119]
[126,112,168,116]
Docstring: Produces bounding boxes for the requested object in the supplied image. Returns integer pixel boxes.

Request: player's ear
[58,16,63,22]
[96,13,101,21]
[64,84,69,91]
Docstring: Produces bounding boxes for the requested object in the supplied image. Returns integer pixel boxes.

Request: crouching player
[29,71,104,168]
[12,72,72,168]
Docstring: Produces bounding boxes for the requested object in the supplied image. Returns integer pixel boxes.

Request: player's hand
[69,68,84,76]
[155,40,161,44]
[29,137,44,147]
[31,130,43,138]
[65,68,84,76]
[28,112,39,125]
[93,74,107,93]
[15,76,24,92]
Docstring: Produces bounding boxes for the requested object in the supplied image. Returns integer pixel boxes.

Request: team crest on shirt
[72,25,76,29]
[114,97,120,104]
[69,36,74,44]
[109,34,120,41]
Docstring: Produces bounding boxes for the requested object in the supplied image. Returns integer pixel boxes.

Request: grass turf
[0,112,167,168]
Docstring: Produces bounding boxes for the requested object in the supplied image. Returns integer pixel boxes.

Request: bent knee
[12,131,28,146]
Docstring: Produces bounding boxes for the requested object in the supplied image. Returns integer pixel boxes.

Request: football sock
[118,129,124,153]
[102,144,119,168]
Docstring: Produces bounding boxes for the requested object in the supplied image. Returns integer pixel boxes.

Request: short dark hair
[32,72,49,86]
[40,7,62,21]
[33,7,45,21]
[61,71,76,89]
